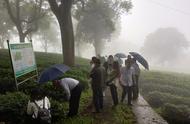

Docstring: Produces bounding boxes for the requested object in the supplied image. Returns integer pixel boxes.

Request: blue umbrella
[38,64,70,83]
[129,52,149,70]
[115,53,127,58]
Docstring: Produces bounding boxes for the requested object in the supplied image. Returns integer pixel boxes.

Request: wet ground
[132,95,168,124]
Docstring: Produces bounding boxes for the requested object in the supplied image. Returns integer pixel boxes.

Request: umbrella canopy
[114,53,127,58]
[38,64,70,83]
[129,52,149,70]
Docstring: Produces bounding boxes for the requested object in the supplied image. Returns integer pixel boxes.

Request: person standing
[52,78,83,117]
[90,58,106,113]
[106,61,120,106]
[132,58,140,99]
[107,55,114,72]
[120,59,135,106]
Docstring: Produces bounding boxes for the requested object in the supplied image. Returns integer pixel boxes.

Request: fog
[79,0,190,73]
[5,0,190,73]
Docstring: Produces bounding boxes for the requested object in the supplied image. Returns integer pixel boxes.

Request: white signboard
[9,43,37,78]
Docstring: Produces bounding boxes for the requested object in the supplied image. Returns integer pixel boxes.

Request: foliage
[0,49,91,123]
[0,92,29,123]
[0,1,14,48]
[3,0,50,42]
[140,70,190,124]
[74,0,132,55]
[146,91,190,108]
[114,104,136,124]
[141,27,189,64]
[161,103,190,124]
[34,17,60,53]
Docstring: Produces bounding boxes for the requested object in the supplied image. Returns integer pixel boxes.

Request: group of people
[26,54,140,123]
[89,54,140,113]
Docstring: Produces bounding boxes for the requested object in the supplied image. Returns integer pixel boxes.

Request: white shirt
[27,96,50,118]
[132,63,140,75]
[60,78,79,100]
[120,66,135,86]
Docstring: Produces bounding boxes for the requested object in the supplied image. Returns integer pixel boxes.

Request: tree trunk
[44,40,48,53]
[58,6,74,66]
[76,41,82,57]
[18,29,25,42]
[94,38,103,56]
[48,0,75,66]
[0,39,5,49]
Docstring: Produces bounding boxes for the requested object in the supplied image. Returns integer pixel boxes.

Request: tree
[3,0,48,42]
[47,0,77,66]
[36,19,60,53]
[74,0,132,55]
[141,27,189,65]
[0,1,14,48]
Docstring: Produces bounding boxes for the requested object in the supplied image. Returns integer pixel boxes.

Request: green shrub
[50,99,66,123]
[161,103,190,124]
[0,92,29,123]
[146,91,190,108]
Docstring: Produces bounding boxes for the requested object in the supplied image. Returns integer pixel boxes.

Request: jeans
[109,84,118,106]
[92,87,103,112]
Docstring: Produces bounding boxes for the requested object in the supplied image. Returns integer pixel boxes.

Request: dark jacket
[90,65,106,89]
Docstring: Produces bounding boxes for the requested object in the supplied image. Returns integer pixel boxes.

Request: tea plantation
[0,49,135,124]
[140,70,190,124]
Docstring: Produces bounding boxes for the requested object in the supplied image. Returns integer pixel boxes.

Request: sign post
[7,40,18,90]
[7,40,38,90]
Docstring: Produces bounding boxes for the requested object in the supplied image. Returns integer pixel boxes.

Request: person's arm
[27,101,33,115]
[90,68,98,79]
[106,72,118,85]
[45,97,51,109]
[131,68,136,86]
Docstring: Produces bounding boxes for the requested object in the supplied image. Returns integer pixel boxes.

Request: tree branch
[16,0,20,21]
[48,0,60,16]
[4,0,17,24]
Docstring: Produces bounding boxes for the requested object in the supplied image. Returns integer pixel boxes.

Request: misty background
[78,0,190,73]
[2,0,190,73]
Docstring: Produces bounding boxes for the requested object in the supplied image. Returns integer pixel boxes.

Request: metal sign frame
[7,40,38,90]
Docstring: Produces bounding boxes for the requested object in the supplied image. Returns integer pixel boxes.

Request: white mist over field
[78,0,190,73]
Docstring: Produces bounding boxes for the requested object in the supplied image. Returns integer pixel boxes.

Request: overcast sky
[102,0,189,53]
[85,0,189,72]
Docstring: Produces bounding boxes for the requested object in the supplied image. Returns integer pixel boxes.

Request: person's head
[90,56,97,64]
[52,79,60,88]
[125,59,132,68]
[127,55,132,59]
[30,88,43,101]
[108,55,114,64]
[94,58,101,66]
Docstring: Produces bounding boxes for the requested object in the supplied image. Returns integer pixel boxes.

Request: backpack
[34,98,51,124]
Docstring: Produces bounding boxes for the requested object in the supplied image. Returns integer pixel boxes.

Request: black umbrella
[114,53,127,58]
[38,64,70,83]
[129,52,149,70]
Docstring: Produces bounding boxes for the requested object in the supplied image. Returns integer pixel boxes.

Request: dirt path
[81,87,136,124]
[132,95,168,124]
[81,87,117,123]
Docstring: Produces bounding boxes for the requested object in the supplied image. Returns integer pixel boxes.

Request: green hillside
[140,70,190,124]
[0,49,135,124]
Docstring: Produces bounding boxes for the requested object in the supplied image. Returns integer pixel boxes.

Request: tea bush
[0,92,29,123]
